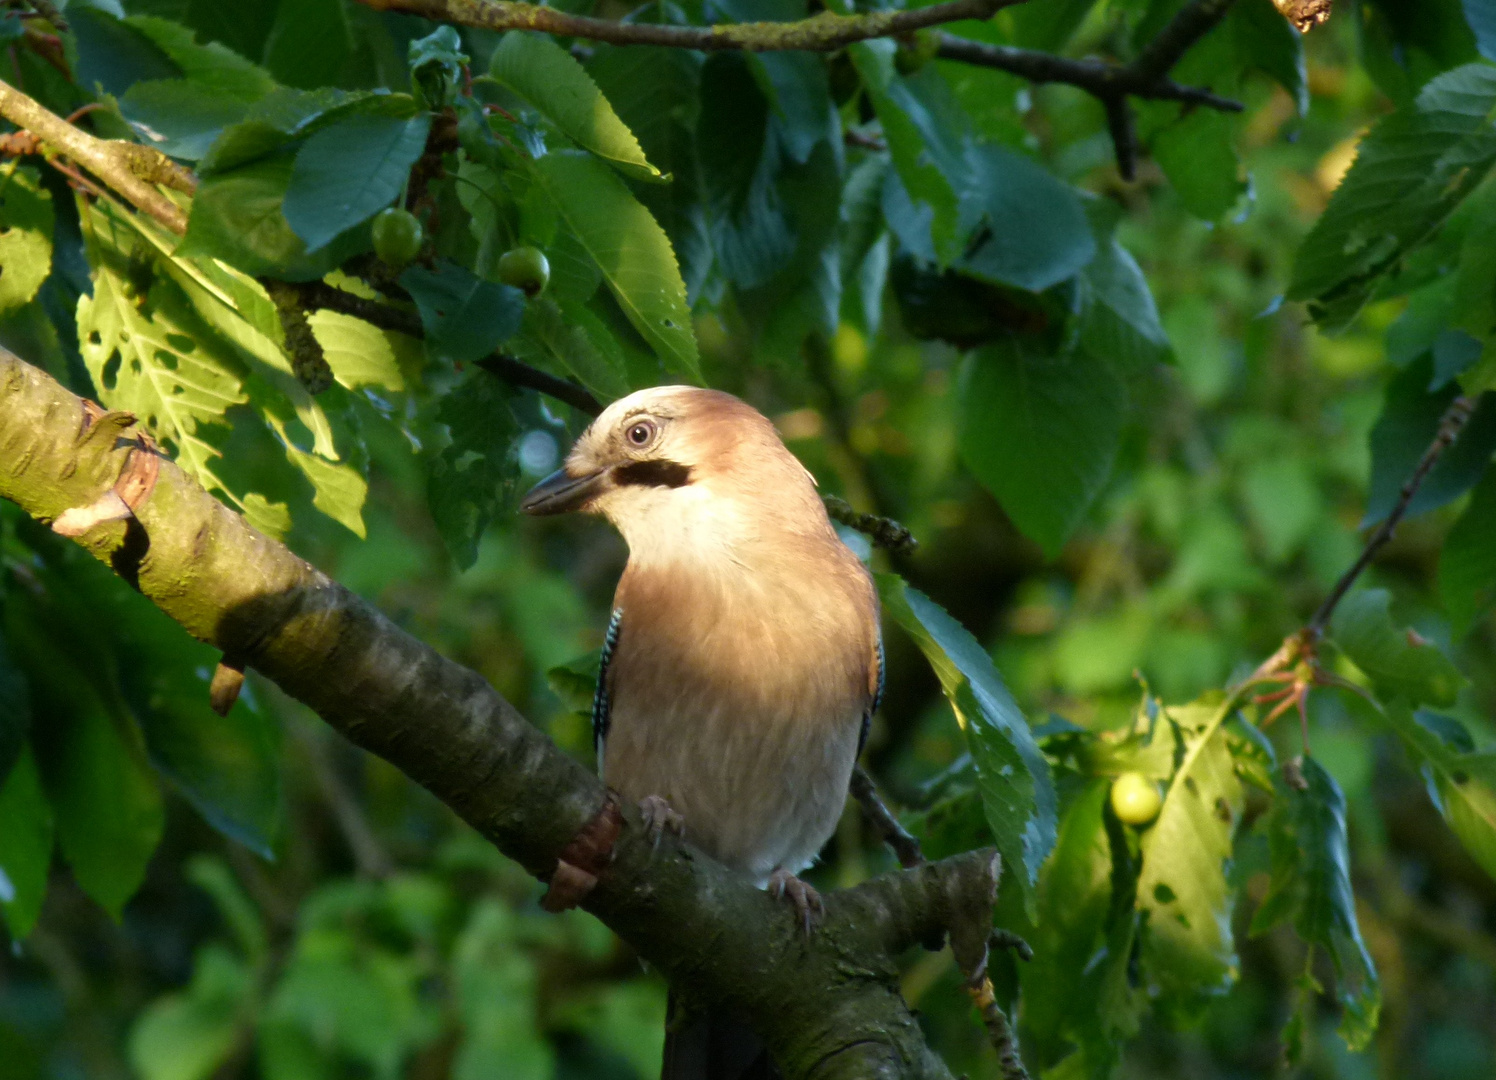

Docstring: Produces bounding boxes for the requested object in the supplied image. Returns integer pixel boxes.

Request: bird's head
[520,386,825,563]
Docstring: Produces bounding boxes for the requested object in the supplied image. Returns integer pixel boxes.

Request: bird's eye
[626,419,657,447]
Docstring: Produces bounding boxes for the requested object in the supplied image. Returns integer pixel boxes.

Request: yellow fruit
[1110,772,1162,826]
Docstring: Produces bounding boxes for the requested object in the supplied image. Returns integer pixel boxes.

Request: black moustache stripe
[614,459,693,489]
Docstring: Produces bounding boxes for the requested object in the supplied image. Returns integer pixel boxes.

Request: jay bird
[522,386,883,1080]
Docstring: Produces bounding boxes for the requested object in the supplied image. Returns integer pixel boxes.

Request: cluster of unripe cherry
[371,207,551,298]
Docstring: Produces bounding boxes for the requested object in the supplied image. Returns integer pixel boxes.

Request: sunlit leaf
[0,165,54,314]
[1385,707,1496,881]
[490,31,662,182]
[531,151,700,381]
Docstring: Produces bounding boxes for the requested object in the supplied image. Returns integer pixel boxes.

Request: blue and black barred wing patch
[859,633,885,758]
[593,607,624,767]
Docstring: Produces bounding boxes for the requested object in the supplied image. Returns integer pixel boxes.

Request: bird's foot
[638,795,685,853]
[768,868,824,935]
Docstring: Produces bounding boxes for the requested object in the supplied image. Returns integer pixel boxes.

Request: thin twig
[824,494,918,554]
[939,0,1240,180]
[293,280,604,414]
[355,0,1021,52]
[1308,395,1476,634]
[969,976,1031,1080]
[851,766,925,868]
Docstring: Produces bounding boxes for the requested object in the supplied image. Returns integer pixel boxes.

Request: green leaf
[1289,63,1496,331]
[130,945,252,1080]
[1386,707,1496,881]
[1363,358,1496,525]
[261,0,352,90]
[1251,757,1381,1051]
[958,340,1125,558]
[957,144,1096,293]
[877,574,1057,919]
[0,745,53,938]
[1330,588,1466,707]
[510,296,630,401]
[399,260,526,364]
[428,376,521,570]
[531,151,700,380]
[179,152,354,280]
[0,165,54,314]
[1152,108,1245,222]
[79,202,248,496]
[1230,0,1309,114]
[852,41,967,264]
[1136,699,1245,1016]
[264,414,368,538]
[1077,230,1170,370]
[0,627,28,786]
[490,32,662,182]
[1439,467,1496,633]
[308,310,413,392]
[1469,0,1496,61]
[283,112,431,253]
[39,701,165,920]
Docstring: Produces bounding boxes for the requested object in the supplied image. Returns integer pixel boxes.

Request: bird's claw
[638,795,685,854]
[768,868,824,935]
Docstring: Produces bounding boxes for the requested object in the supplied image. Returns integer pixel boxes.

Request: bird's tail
[661,992,782,1080]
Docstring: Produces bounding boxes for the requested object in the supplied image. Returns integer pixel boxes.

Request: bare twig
[939,0,1240,180]
[969,977,1030,1080]
[851,766,925,869]
[824,494,919,554]
[355,0,1021,52]
[1308,395,1477,634]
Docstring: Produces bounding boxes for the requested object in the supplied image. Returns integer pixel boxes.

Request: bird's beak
[520,467,608,515]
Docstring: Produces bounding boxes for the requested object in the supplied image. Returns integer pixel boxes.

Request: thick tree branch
[0,76,192,232]
[355,0,1020,51]
[0,346,1002,1080]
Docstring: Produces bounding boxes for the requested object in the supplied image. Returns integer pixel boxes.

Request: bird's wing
[594,607,624,770]
[859,633,884,758]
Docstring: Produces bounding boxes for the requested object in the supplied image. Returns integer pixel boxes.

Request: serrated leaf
[283,112,431,253]
[79,203,247,496]
[1289,63,1496,331]
[309,309,410,392]
[1251,757,1381,1051]
[1330,588,1466,706]
[399,260,525,364]
[1439,467,1496,633]
[958,339,1125,558]
[1363,358,1496,525]
[0,165,54,314]
[531,151,699,380]
[0,744,53,938]
[1078,233,1170,369]
[429,377,521,570]
[490,32,661,182]
[1136,699,1244,1016]
[877,574,1057,919]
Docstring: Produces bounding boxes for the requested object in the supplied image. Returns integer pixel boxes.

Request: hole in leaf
[1153,883,1176,905]
[130,359,142,374]
[1175,913,1191,929]
[147,414,159,429]
[156,349,178,371]
[101,352,121,390]
[1184,777,1199,797]
[166,333,194,354]
[1215,798,1232,823]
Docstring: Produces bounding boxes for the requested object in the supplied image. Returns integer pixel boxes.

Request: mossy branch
[0,345,1010,1080]
[355,0,1018,51]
